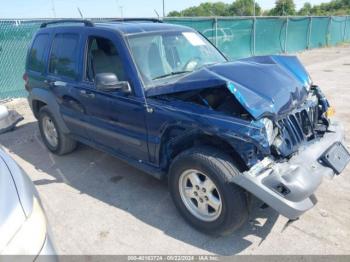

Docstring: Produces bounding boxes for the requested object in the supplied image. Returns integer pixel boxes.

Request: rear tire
[38,106,77,155]
[169,146,249,236]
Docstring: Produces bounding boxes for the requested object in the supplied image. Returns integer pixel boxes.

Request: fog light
[276,183,290,196]
[326,106,335,118]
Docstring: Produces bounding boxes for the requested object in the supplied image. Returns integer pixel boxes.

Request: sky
[0,0,332,19]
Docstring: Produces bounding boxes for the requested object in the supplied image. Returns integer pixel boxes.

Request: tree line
[167,0,350,17]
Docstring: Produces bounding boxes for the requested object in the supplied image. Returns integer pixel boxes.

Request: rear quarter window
[49,33,79,79]
[28,34,49,73]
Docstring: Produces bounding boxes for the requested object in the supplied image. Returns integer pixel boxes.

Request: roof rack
[40,19,94,28]
[109,18,163,23]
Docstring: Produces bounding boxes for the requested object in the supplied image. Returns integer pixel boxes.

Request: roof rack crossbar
[109,18,163,23]
[40,19,94,28]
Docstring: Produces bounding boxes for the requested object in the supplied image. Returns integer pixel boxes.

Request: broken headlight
[260,118,278,146]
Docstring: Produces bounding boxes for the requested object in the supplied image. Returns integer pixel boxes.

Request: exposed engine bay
[155,84,331,160]
[156,86,251,119]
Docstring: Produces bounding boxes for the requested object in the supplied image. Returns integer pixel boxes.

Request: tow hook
[281,217,300,232]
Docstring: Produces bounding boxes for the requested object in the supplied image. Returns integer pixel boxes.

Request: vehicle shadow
[1,121,280,255]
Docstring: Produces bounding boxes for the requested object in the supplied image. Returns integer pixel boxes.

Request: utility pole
[115,0,119,17]
[253,0,256,55]
[253,0,256,17]
[162,0,165,17]
[119,6,124,18]
[51,0,56,18]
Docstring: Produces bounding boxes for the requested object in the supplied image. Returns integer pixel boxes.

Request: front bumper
[35,234,58,262]
[38,234,56,256]
[232,121,348,219]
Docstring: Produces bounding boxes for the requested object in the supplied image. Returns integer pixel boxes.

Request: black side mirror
[95,73,131,94]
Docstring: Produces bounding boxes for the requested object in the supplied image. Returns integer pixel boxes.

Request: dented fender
[146,97,271,169]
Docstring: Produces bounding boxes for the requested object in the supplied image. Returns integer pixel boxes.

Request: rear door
[26,33,51,92]
[77,29,149,162]
[46,28,89,141]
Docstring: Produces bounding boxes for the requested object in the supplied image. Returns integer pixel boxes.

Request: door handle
[80,90,95,98]
[44,80,67,87]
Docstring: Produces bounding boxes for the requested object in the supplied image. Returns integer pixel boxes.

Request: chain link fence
[0,20,40,98]
[1,16,349,99]
[0,18,113,99]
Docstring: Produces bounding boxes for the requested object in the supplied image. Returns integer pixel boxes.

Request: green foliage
[268,0,296,16]
[167,0,350,17]
[309,0,350,15]
[167,0,260,17]
[167,11,182,17]
[167,2,231,17]
[229,0,261,16]
[298,3,312,16]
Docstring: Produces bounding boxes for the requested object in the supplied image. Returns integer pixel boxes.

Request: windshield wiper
[153,71,191,80]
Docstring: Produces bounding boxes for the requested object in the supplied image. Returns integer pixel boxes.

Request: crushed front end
[146,52,349,219]
[270,85,333,158]
[232,85,350,219]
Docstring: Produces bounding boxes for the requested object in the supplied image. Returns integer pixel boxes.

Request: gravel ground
[1,45,350,255]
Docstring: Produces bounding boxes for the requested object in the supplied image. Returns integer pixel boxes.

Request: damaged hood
[146,55,311,119]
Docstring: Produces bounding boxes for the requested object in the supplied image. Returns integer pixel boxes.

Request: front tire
[38,106,77,155]
[169,146,249,235]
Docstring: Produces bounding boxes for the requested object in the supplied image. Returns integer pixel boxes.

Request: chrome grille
[277,105,319,149]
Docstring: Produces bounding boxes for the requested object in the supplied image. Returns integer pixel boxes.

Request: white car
[0,148,56,257]
[202,28,234,44]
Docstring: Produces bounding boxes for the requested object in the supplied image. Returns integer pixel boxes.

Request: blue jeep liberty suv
[24,19,350,235]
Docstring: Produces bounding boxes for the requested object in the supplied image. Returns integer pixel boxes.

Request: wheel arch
[159,127,248,174]
[32,100,47,118]
[29,88,70,134]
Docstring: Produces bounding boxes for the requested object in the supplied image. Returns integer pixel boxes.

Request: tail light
[23,73,29,91]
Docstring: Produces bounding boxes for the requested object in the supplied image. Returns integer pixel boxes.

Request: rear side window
[28,34,49,73]
[49,33,79,79]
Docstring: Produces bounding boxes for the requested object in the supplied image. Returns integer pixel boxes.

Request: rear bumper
[232,121,347,219]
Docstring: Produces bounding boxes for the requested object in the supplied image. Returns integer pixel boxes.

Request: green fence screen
[165,16,350,58]
[0,16,349,99]
[217,18,253,59]
[286,17,309,52]
[329,16,347,46]
[0,21,39,98]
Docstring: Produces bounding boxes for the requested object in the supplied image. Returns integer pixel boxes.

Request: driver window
[85,36,126,83]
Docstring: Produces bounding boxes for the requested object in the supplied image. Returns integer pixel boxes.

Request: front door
[78,31,149,162]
